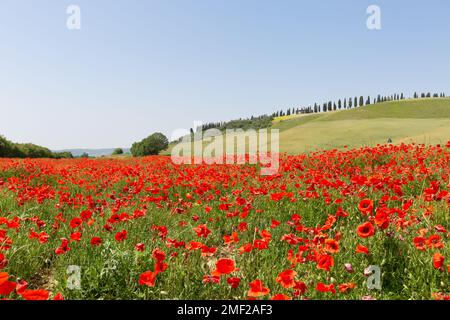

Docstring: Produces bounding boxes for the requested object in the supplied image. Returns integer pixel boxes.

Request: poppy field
[0,142,449,300]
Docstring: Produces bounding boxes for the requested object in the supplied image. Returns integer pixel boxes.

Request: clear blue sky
[1,0,449,149]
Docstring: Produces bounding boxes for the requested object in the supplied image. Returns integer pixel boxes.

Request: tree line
[272,91,447,117]
[0,135,73,159]
[197,91,447,132]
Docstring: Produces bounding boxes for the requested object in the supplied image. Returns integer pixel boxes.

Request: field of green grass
[164,98,450,155]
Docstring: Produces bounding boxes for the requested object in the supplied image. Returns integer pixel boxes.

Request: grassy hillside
[278,98,450,153]
[163,98,450,155]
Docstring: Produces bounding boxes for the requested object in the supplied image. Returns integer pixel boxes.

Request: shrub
[112,148,124,155]
[131,133,168,157]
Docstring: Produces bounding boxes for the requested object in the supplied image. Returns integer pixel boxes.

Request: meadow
[0,142,449,300]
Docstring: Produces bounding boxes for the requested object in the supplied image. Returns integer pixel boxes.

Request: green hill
[164,98,450,155]
[277,98,450,153]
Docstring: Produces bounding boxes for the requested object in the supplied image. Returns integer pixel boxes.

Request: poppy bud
[344,263,354,273]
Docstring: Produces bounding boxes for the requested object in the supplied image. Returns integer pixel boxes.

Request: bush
[112,148,124,155]
[53,151,74,159]
[131,133,168,157]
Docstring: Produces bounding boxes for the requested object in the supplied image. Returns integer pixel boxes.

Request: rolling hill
[165,98,450,155]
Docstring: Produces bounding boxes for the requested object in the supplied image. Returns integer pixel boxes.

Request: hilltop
[165,98,450,155]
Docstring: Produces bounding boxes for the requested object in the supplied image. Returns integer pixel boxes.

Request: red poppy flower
[413,237,426,251]
[21,289,50,300]
[357,222,375,238]
[115,230,127,242]
[276,269,297,288]
[238,222,248,232]
[139,271,157,287]
[358,199,374,215]
[227,277,241,289]
[155,261,168,273]
[0,272,8,286]
[90,237,102,246]
[433,252,445,270]
[70,231,82,242]
[193,224,211,238]
[270,219,280,229]
[0,253,7,269]
[69,217,82,229]
[213,258,236,276]
[374,210,390,229]
[223,232,239,245]
[16,279,28,294]
[54,292,64,300]
[0,280,16,296]
[247,279,270,297]
[38,232,49,244]
[152,248,166,262]
[238,243,252,254]
[55,238,70,255]
[315,282,336,294]
[135,243,145,251]
[338,282,356,293]
[324,239,339,253]
[203,275,220,284]
[355,244,369,255]
[293,281,307,296]
[317,254,334,271]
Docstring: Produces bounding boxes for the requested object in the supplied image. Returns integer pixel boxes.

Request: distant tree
[366,96,371,105]
[327,101,332,112]
[349,98,353,108]
[359,96,364,107]
[343,98,347,109]
[112,148,124,155]
[338,99,342,109]
[354,97,358,108]
[80,152,89,158]
[0,135,21,157]
[400,93,404,99]
[426,92,431,98]
[131,132,169,157]
[414,92,418,99]
[53,151,73,159]
[286,108,291,116]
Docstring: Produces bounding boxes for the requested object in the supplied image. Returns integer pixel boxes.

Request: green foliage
[0,135,23,157]
[0,134,73,159]
[16,143,54,158]
[53,151,74,159]
[112,148,124,155]
[131,132,169,156]
[202,115,273,132]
